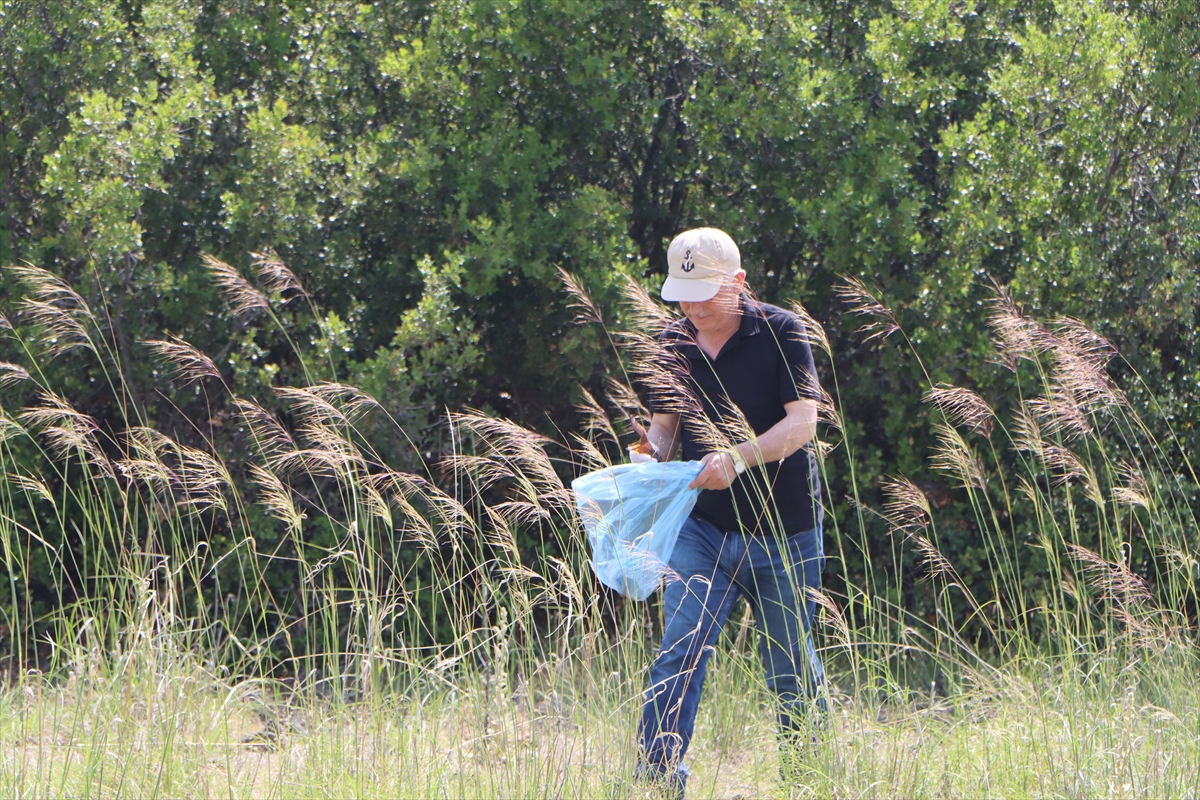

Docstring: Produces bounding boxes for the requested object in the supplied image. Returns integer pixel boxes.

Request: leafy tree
[2,0,1198,652]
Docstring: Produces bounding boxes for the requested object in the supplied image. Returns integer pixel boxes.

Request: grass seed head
[20,298,93,354]
[574,386,618,446]
[568,432,611,472]
[363,484,393,527]
[0,412,26,444]
[492,499,552,528]
[6,472,56,505]
[1052,317,1117,370]
[1112,463,1151,510]
[1012,402,1045,454]
[482,506,522,560]
[174,443,232,514]
[788,301,831,355]
[1040,444,1088,487]
[450,410,562,497]
[142,334,221,385]
[925,384,995,437]
[836,275,900,342]
[620,274,676,335]
[558,267,604,326]
[620,330,700,418]
[203,254,270,317]
[251,248,308,301]
[306,382,382,420]
[116,457,178,494]
[9,265,96,354]
[9,264,90,310]
[442,453,516,492]
[912,534,955,581]
[233,398,295,457]
[19,392,112,477]
[930,423,986,490]
[808,588,851,650]
[605,378,649,423]
[987,283,1053,368]
[880,476,932,533]
[1048,344,1125,416]
[269,447,365,480]
[1067,544,1155,618]
[1028,392,1093,440]
[276,386,350,427]
[249,464,306,535]
[0,362,31,388]
[297,420,363,460]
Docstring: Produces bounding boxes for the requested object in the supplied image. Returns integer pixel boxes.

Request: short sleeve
[773,312,820,405]
[645,322,698,415]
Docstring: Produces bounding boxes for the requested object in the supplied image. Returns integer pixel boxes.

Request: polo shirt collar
[678,297,764,360]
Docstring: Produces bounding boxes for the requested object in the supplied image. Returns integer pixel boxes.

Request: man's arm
[647,412,682,462]
[689,399,818,491]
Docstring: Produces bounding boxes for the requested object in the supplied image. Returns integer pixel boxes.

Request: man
[636,227,827,796]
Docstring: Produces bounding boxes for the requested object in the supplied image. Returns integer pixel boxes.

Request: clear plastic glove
[628,447,655,463]
[626,416,659,463]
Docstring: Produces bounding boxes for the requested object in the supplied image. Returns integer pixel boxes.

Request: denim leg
[639,516,741,778]
[739,526,827,734]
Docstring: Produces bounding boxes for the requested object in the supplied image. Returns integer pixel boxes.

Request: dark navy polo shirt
[649,299,823,535]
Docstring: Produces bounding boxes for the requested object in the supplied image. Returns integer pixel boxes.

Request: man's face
[679,272,745,333]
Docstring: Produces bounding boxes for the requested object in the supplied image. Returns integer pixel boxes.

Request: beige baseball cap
[660,228,743,302]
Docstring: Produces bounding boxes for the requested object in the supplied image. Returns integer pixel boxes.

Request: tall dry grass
[0,257,1198,797]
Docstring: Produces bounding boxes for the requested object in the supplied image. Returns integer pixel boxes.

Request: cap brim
[660,275,723,302]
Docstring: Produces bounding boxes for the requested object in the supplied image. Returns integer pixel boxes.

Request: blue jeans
[638,515,826,782]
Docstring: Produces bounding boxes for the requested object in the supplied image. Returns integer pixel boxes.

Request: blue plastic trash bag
[572,461,704,601]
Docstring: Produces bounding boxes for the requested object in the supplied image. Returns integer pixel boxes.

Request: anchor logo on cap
[681,249,695,273]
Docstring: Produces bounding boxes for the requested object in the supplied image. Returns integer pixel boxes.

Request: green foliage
[2,0,1199,655]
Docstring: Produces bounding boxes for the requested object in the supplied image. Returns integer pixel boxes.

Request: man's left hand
[689,450,739,491]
